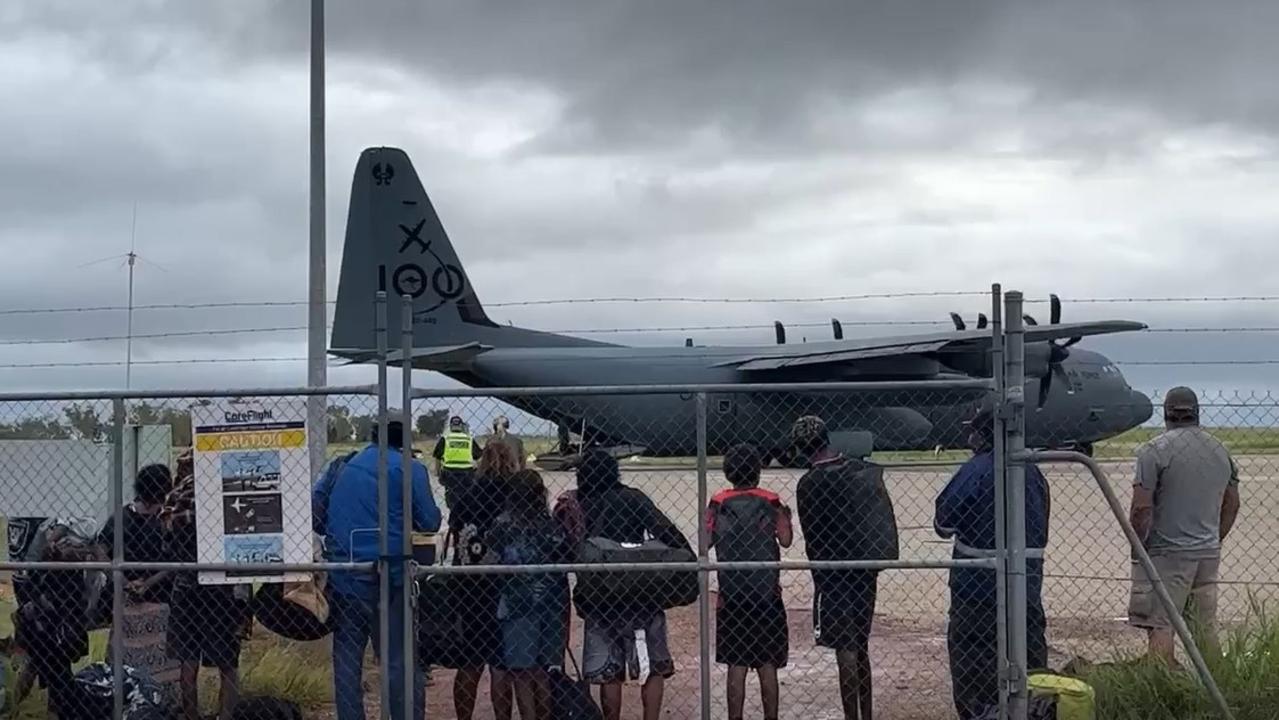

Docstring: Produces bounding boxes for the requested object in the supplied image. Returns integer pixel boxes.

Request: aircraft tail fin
[330,147,602,353]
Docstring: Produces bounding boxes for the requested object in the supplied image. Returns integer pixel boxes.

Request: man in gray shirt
[1128,386,1240,663]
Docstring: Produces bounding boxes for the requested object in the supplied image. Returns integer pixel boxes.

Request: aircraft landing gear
[1072,442,1094,457]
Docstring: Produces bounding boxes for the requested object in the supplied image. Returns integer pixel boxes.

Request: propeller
[949,312,989,331]
[832,318,844,340]
[774,321,786,345]
[1035,294,1081,408]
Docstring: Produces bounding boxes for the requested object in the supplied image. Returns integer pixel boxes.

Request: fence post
[1003,291,1028,720]
[990,284,1008,720]
[400,294,416,720]
[695,392,712,720]
[376,291,392,720]
[111,397,126,720]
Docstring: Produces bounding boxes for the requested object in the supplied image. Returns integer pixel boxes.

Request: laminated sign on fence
[191,398,312,584]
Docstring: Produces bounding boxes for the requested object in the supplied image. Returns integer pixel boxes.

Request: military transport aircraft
[329,147,1154,464]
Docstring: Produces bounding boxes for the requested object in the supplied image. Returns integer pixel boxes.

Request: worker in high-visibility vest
[432,415,481,508]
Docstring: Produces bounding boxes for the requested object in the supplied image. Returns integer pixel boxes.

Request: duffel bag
[575,537,699,612]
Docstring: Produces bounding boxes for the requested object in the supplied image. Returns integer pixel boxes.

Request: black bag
[575,537,699,613]
[549,650,602,720]
[711,492,781,601]
[252,581,332,642]
[416,530,467,667]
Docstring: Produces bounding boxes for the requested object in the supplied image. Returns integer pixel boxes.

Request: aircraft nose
[1130,390,1154,427]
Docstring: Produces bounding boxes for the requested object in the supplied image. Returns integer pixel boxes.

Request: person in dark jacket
[934,407,1049,720]
[12,522,94,719]
[446,441,522,720]
[572,449,692,720]
[793,416,899,720]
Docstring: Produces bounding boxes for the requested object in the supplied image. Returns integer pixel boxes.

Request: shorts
[497,601,567,672]
[716,594,789,669]
[582,612,674,684]
[813,571,878,651]
[166,584,248,670]
[1128,553,1220,634]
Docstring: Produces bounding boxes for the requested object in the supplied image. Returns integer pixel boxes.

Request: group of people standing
[40,387,1232,720]
[12,453,251,720]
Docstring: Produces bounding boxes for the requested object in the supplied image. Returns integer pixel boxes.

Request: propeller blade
[1023,314,1039,326]
[1055,362,1073,395]
[774,321,786,345]
[976,313,988,330]
[1050,294,1061,325]
[1038,370,1052,408]
[950,312,966,331]
[1062,336,1082,348]
[832,319,844,340]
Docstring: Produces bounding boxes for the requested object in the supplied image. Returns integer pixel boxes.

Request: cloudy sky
[3,0,1278,407]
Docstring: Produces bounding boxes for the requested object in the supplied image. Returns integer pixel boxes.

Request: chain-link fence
[0,366,1254,715]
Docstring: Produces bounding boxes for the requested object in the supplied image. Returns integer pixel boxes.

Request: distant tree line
[0,403,451,446]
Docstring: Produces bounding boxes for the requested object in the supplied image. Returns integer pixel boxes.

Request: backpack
[1028,672,1095,720]
[552,489,586,545]
[973,673,1095,720]
[711,491,781,601]
[312,450,358,535]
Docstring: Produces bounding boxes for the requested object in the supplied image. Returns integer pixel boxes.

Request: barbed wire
[4,323,1279,346]
[0,356,1277,370]
[2,293,1279,316]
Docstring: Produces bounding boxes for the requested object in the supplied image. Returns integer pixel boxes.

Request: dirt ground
[89,455,1277,719]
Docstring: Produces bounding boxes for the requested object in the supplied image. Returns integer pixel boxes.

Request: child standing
[706,445,793,720]
[486,469,572,720]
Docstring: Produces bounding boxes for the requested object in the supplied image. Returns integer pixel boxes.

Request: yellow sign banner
[195,429,306,452]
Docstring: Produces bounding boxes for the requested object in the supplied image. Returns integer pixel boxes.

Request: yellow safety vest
[441,432,475,469]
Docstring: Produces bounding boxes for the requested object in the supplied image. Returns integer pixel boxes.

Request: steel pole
[306,0,329,484]
[1004,292,1028,720]
[400,295,415,720]
[695,393,711,720]
[376,292,391,719]
[111,398,126,720]
[990,284,1008,720]
[1023,451,1236,720]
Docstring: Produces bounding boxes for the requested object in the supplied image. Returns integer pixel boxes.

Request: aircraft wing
[713,320,1145,371]
[329,342,491,369]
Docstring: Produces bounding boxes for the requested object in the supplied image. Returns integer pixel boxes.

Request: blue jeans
[331,588,425,720]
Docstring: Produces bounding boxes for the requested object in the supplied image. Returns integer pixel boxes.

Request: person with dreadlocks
[161,450,249,720]
[792,415,899,720]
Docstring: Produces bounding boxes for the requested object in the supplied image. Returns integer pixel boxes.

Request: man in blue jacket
[934,408,1049,720]
[318,418,442,720]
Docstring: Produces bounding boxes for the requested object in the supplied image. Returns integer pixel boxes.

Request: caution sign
[191,399,312,585]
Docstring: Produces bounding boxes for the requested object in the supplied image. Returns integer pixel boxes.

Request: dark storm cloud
[3,0,1279,395]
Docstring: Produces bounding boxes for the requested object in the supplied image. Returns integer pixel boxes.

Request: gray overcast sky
[2,0,1278,401]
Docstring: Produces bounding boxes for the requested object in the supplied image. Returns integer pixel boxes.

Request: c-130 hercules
[329,147,1154,465]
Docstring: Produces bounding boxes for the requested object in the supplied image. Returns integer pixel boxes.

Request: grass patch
[1083,608,1279,719]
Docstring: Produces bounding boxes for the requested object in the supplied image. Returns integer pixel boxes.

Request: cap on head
[449,415,465,428]
[1164,386,1199,423]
